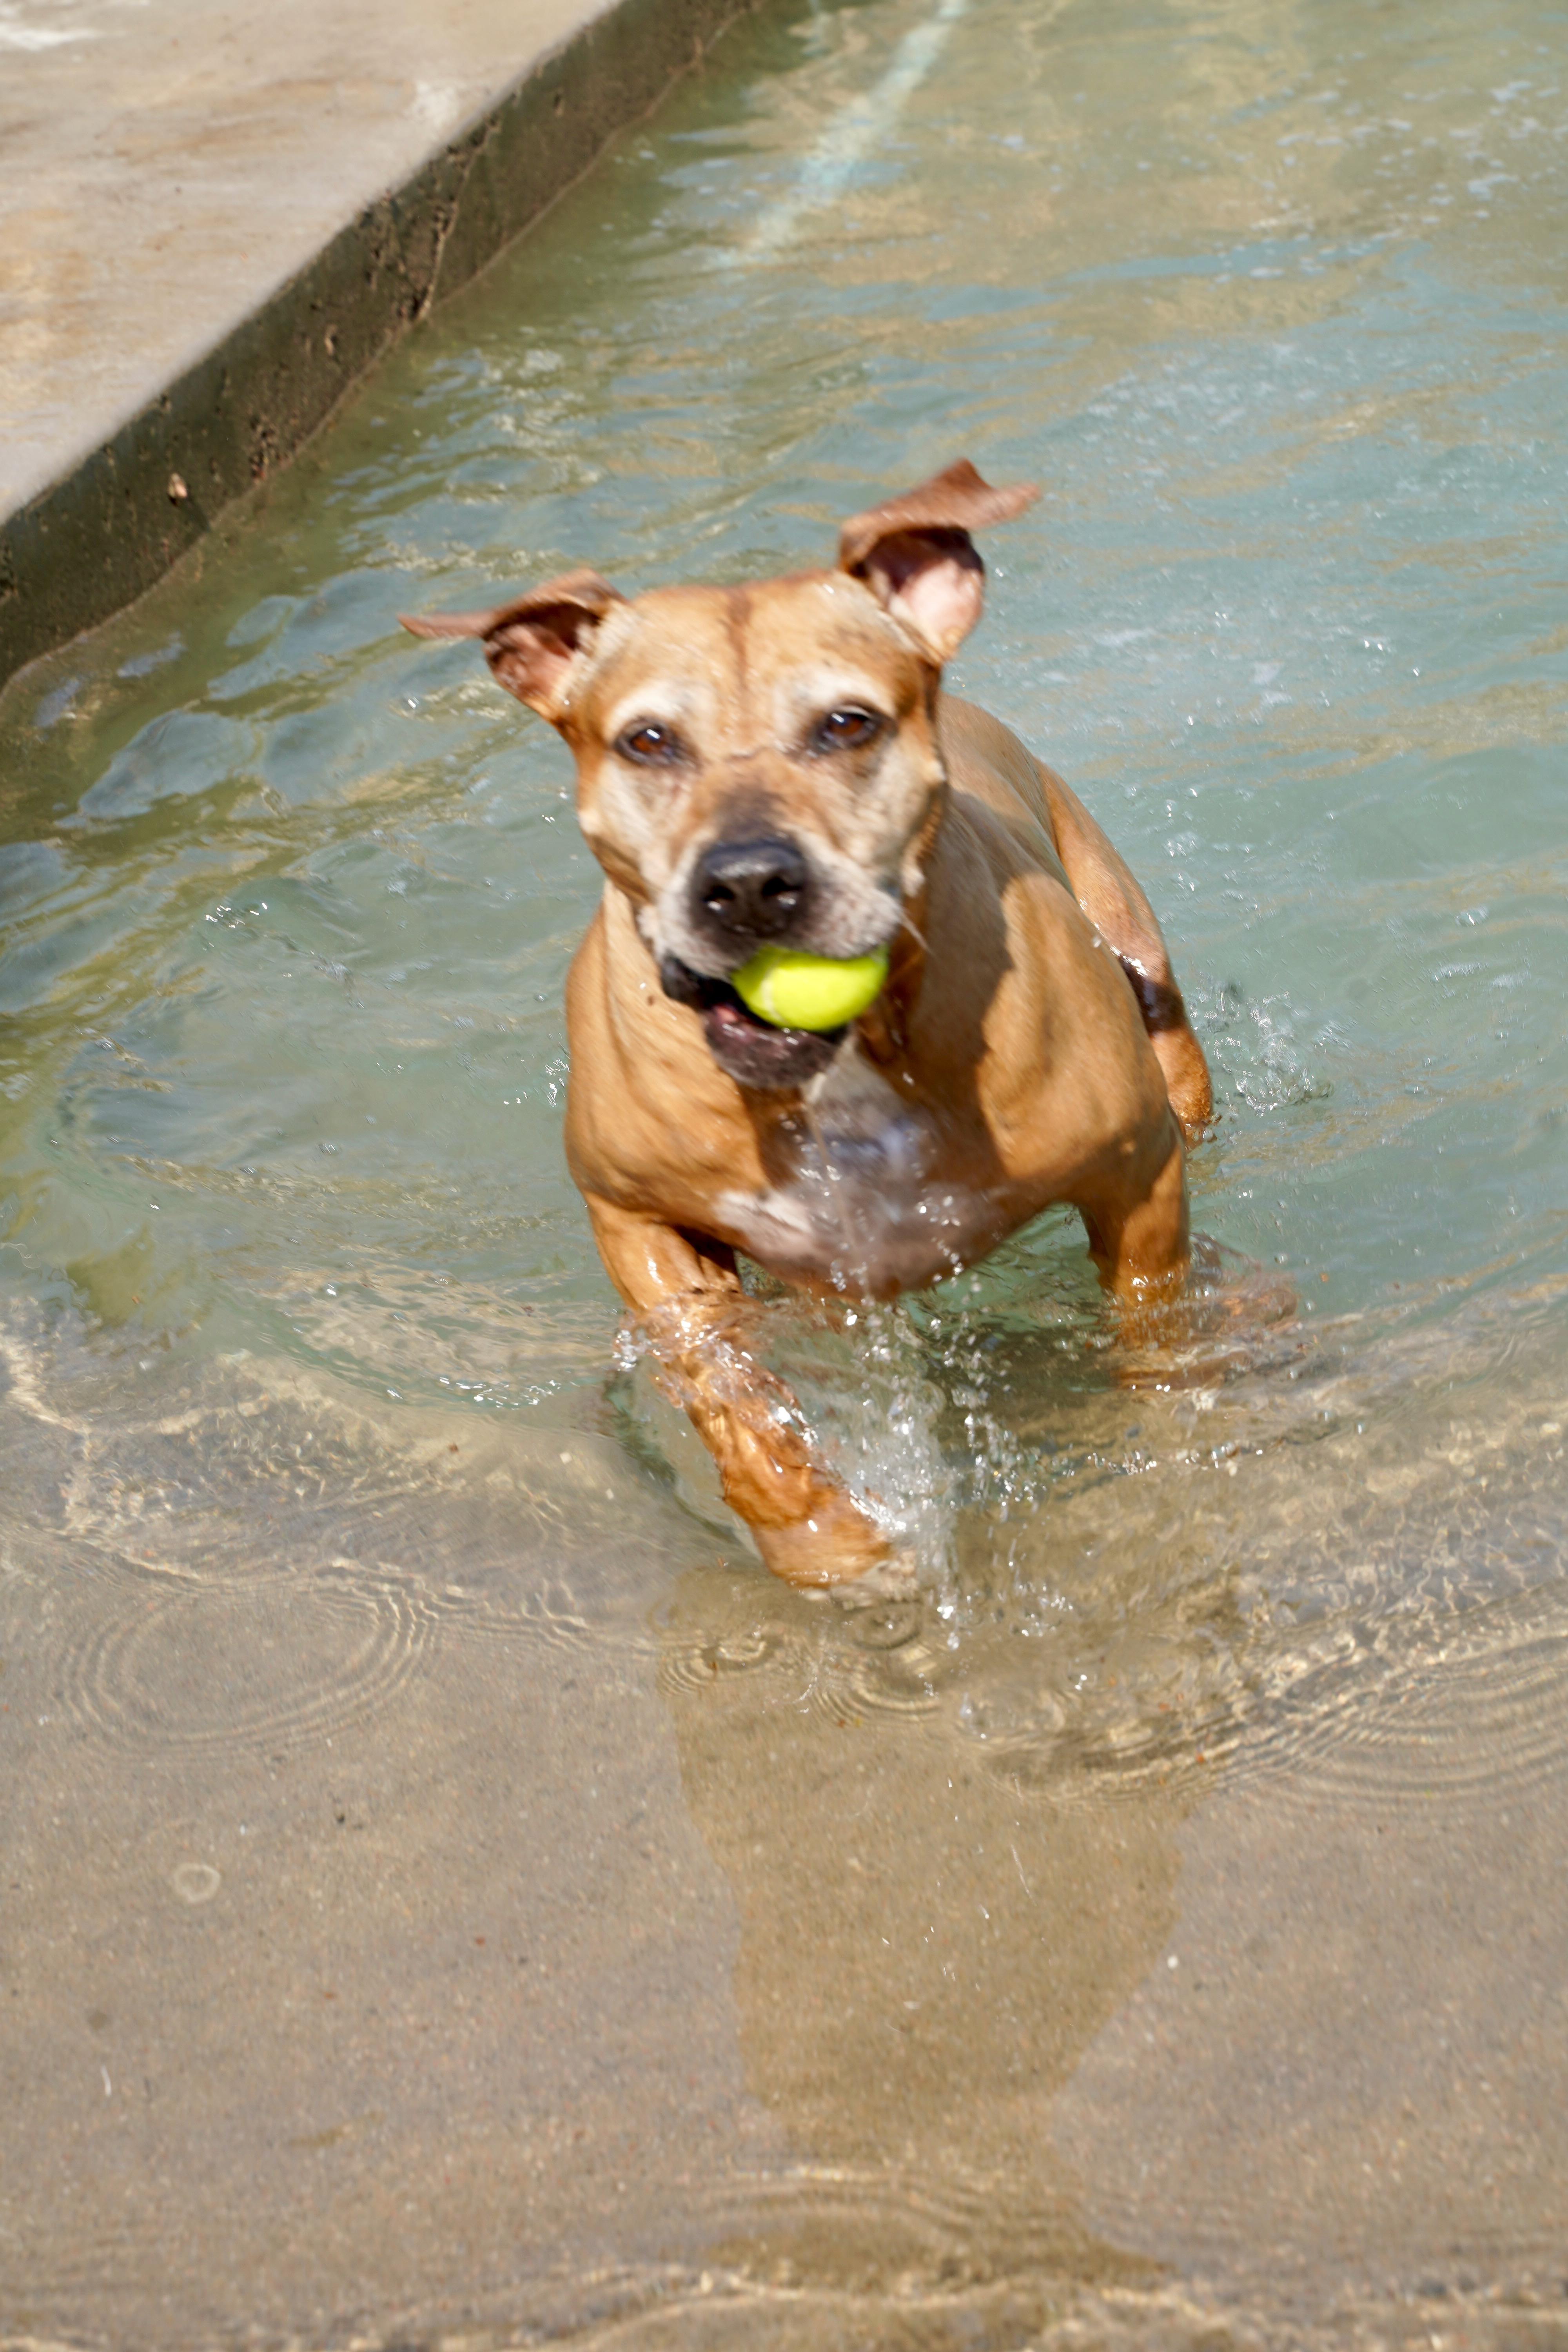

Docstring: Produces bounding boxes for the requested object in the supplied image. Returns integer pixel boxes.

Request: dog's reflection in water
[655,1553,1206,2304]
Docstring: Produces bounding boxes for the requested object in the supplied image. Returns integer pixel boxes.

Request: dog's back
[940,695,1211,1135]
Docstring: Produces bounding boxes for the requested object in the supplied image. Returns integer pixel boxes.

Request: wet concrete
[7,1323,1568,2350]
[0,0,763,688]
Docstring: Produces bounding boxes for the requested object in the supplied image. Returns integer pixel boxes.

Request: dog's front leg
[585,1195,893,1586]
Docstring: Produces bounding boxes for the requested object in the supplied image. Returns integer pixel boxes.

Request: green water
[3,0,1567,2344]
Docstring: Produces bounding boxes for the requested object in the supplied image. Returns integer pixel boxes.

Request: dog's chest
[714,1049,1004,1294]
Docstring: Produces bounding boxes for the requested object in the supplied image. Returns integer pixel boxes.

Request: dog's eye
[812,706,883,754]
[615,720,687,768]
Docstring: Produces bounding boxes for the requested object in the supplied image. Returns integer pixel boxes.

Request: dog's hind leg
[1034,759,1213,1137]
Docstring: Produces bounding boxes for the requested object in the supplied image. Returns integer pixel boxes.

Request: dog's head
[403,459,1037,1088]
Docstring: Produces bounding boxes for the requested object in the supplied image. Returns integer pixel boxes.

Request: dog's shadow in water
[651,1547,1218,2302]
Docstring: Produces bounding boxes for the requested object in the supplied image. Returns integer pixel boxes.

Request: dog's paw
[752,1491,898,1589]
[829,1547,920,1605]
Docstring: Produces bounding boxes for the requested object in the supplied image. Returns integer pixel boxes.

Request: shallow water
[3,0,1568,2343]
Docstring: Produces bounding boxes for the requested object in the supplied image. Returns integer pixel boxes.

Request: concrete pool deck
[0,0,762,690]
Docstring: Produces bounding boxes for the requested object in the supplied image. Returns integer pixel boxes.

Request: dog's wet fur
[403,460,1212,1587]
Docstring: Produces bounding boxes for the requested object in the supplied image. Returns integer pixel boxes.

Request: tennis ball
[732,943,890,1032]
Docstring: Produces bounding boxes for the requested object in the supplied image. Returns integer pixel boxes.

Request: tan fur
[403,461,1212,1587]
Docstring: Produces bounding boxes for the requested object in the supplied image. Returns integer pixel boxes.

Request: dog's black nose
[693,837,811,941]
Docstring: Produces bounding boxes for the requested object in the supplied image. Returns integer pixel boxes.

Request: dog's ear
[400,568,625,719]
[838,458,1039,662]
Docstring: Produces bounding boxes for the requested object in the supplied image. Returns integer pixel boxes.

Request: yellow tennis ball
[732,944,889,1033]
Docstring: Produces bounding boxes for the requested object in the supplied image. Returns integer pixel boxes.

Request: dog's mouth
[659,954,845,1091]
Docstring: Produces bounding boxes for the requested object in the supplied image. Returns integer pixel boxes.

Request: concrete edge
[0,0,764,692]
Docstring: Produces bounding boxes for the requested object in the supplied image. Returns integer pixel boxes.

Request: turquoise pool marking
[737,0,971,260]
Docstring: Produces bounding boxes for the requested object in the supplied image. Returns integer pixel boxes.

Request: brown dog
[404,461,1211,1586]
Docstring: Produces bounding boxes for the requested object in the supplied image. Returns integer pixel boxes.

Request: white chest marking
[715,1046,1000,1292]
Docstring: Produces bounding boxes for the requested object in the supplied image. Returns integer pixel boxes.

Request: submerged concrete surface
[7,1327,1568,2351]
[0,0,760,688]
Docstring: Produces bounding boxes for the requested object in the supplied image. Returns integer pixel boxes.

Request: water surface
[3,0,1567,2344]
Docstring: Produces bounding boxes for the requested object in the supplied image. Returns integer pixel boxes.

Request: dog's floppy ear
[838,458,1039,663]
[400,568,625,719]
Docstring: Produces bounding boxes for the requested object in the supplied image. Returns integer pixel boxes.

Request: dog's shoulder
[937,693,1067,867]
[937,693,1047,812]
